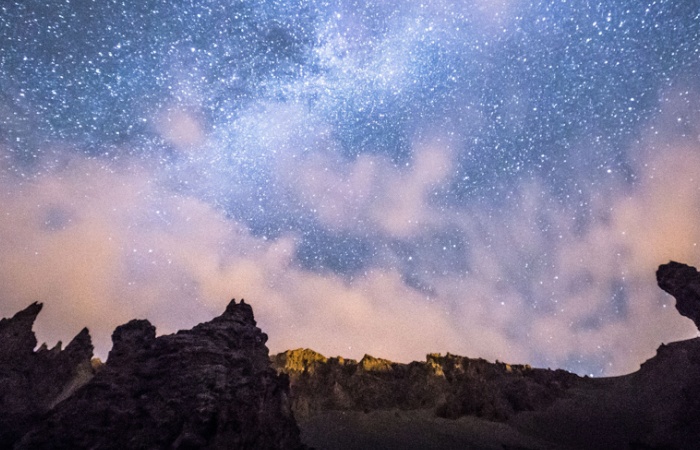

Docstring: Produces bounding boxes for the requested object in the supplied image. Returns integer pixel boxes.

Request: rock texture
[0,302,94,449]
[15,299,305,450]
[272,349,578,422]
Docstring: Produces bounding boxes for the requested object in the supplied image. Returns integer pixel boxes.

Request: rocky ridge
[1,299,305,450]
[272,348,579,422]
[272,261,700,449]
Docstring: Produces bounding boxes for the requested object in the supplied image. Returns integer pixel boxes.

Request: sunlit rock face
[272,348,578,422]
[0,302,94,448]
[11,299,305,450]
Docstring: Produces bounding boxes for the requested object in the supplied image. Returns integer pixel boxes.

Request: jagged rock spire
[0,302,94,447]
[0,302,43,359]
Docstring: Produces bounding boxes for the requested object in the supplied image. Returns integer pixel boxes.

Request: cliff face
[3,300,305,450]
[0,302,94,448]
[272,349,578,422]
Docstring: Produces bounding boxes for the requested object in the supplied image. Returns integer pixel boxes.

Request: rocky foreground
[0,261,700,449]
[0,300,305,449]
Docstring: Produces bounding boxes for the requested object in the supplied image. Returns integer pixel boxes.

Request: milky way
[1,0,700,376]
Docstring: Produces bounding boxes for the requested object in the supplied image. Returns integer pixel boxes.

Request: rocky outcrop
[272,348,579,422]
[0,303,94,449]
[16,299,305,449]
[275,262,700,449]
[632,261,700,448]
[657,261,700,328]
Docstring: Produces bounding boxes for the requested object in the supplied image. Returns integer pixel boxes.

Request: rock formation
[657,261,700,328]
[272,348,578,422]
[4,261,700,449]
[0,302,94,448]
[274,261,700,449]
[2,300,305,450]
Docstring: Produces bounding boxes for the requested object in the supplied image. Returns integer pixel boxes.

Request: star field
[1,0,700,376]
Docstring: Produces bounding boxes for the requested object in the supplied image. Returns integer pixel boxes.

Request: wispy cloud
[1,85,698,376]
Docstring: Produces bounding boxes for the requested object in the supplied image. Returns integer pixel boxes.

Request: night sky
[1,0,699,376]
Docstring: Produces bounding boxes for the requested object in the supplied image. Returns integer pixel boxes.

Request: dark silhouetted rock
[0,302,42,359]
[657,261,700,329]
[17,299,305,450]
[0,303,94,449]
[106,319,156,366]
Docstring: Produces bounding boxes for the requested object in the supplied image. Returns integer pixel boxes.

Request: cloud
[0,150,465,363]
[264,87,700,374]
[614,147,700,271]
[280,132,455,238]
[2,81,700,377]
[155,107,206,151]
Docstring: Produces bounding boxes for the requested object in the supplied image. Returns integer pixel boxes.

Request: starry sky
[1,0,700,376]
